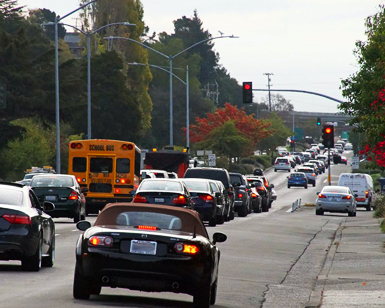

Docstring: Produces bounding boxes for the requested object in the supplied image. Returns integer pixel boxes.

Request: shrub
[240,157,255,165]
[228,164,247,174]
[255,155,273,168]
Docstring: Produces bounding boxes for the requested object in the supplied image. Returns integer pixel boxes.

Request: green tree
[27,8,66,40]
[197,121,249,165]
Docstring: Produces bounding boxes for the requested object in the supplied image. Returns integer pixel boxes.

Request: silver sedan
[315,186,357,216]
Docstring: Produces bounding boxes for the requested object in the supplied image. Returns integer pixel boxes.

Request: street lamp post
[55,22,135,140]
[105,34,238,147]
[43,0,98,173]
[127,62,190,148]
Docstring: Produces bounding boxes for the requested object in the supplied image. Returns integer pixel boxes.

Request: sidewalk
[307,213,385,308]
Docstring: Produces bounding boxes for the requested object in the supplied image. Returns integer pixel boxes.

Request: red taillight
[122,144,134,150]
[88,236,113,246]
[115,188,120,193]
[199,195,213,203]
[288,177,292,180]
[251,193,257,198]
[68,191,78,200]
[133,194,147,203]
[286,162,290,165]
[342,195,352,200]
[312,173,316,176]
[136,225,158,230]
[259,186,265,191]
[173,195,187,204]
[275,162,279,164]
[365,191,369,198]
[318,194,327,198]
[2,214,31,225]
[120,179,126,184]
[174,242,199,255]
[70,142,82,149]
[76,177,82,183]
[238,193,243,198]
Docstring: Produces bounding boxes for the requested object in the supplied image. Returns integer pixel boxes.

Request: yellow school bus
[68,139,141,214]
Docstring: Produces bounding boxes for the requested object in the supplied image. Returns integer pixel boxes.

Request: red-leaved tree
[186,103,274,156]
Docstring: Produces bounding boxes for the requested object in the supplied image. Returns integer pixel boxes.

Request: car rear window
[230,174,243,185]
[182,180,209,192]
[184,169,229,188]
[276,158,288,163]
[31,176,73,187]
[115,211,183,230]
[322,186,348,194]
[297,169,312,173]
[0,188,23,206]
[139,180,182,191]
[291,173,305,178]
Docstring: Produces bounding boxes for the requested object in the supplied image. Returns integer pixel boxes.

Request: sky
[18,0,385,113]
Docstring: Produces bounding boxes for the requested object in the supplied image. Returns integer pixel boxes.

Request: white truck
[338,173,374,211]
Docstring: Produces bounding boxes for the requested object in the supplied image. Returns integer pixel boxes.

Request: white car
[344,143,353,151]
[274,157,291,172]
[315,185,356,216]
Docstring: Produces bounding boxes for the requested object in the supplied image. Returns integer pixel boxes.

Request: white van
[338,173,374,210]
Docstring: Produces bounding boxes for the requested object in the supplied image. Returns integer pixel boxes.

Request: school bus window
[90,158,113,173]
[73,157,87,172]
[117,158,130,173]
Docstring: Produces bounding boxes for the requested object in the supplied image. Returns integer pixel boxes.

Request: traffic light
[317,117,321,126]
[322,125,334,148]
[242,82,253,104]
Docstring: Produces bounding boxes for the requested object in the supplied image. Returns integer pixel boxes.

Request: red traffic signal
[325,127,332,134]
[322,125,334,148]
[242,82,253,104]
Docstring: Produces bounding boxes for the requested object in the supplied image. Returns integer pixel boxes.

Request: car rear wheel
[208,218,217,227]
[348,211,355,217]
[254,202,261,213]
[22,236,42,272]
[74,211,81,223]
[305,185,308,189]
[366,202,371,211]
[216,215,225,225]
[315,209,324,215]
[42,234,55,267]
[262,200,269,212]
[287,185,290,189]
[193,277,211,308]
[238,204,248,217]
[313,182,316,187]
[73,263,91,299]
[210,279,218,305]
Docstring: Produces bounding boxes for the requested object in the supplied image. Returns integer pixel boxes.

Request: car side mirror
[213,232,227,245]
[270,184,274,188]
[42,201,55,212]
[77,220,91,231]
[316,192,320,195]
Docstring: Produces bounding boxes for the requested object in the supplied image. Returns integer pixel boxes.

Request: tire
[216,214,225,225]
[348,211,354,217]
[42,234,55,268]
[193,277,211,308]
[313,182,316,187]
[80,214,86,221]
[353,211,357,217]
[316,209,324,215]
[22,236,42,272]
[73,263,91,299]
[262,200,269,212]
[254,202,261,213]
[89,283,102,295]
[287,185,290,189]
[229,210,235,220]
[208,218,217,227]
[305,185,308,189]
[238,204,248,217]
[74,210,81,223]
[366,202,371,211]
[210,279,218,305]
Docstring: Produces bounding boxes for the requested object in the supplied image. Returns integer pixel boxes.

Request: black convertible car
[0,182,55,271]
[73,202,227,308]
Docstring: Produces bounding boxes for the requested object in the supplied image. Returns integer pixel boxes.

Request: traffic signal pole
[328,148,331,185]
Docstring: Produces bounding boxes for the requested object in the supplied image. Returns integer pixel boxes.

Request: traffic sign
[351,157,359,170]
[208,154,216,167]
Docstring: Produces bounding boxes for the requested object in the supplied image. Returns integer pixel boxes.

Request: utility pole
[264,73,273,112]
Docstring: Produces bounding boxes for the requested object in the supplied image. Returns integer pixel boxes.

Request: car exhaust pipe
[102,276,109,283]
[172,282,180,289]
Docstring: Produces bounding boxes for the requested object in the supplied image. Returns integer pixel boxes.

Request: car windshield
[139,180,182,191]
[182,180,209,192]
[31,176,73,187]
[322,186,349,194]
[115,211,183,230]
[0,188,23,206]
[291,173,305,178]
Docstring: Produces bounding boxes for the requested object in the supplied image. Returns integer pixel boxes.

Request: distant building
[64,32,84,58]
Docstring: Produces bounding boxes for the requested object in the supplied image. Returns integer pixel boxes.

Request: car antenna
[193,225,196,238]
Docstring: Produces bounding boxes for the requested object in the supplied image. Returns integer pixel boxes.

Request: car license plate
[45,195,56,201]
[154,198,164,203]
[356,198,365,201]
[130,240,157,255]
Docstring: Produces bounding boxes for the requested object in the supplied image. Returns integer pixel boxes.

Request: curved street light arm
[59,23,87,35]
[128,62,186,85]
[104,36,168,59]
[91,22,135,35]
[59,0,98,22]
[172,35,239,59]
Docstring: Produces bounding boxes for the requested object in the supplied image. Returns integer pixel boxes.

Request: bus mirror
[141,172,147,180]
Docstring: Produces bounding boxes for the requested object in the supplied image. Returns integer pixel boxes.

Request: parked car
[73,202,227,308]
[30,174,87,223]
[184,167,235,220]
[287,172,308,189]
[338,173,374,211]
[0,182,55,271]
[229,172,251,217]
[296,167,317,186]
[133,178,194,209]
[315,185,357,216]
[274,157,291,172]
[181,178,226,226]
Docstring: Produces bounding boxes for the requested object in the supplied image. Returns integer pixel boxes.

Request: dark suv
[229,172,251,217]
[184,167,235,220]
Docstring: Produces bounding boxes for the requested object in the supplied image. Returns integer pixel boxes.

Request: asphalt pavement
[306,210,385,308]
